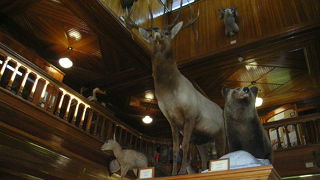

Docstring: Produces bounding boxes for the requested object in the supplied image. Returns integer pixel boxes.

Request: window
[171,0,195,11]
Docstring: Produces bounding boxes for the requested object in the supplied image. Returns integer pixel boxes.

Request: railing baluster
[293,124,301,146]
[71,102,80,124]
[28,76,40,101]
[276,127,282,149]
[17,70,30,96]
[123,130,128,147]
[118,128,123,145]
[85,110,93,133]
[100,118,106,140]
[39,80,49,106]
[6,62,21,90]
[63,97,72,120]
[79,106,88,128]
[134,136,138,150]
[284,125,292,148]
[129,133,133,148]
[93,114,100,136]
[0,58,9,79]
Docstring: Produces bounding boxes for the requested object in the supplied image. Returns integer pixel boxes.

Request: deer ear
[170,21,183,39]
[139,28,150,42]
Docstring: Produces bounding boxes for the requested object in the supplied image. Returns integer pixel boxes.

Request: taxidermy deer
[123,0,226,175]
[219,8,239,36]
[101,137,148,179]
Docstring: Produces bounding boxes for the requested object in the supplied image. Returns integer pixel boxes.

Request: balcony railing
[0,46,173,162]
[263,113,320,151]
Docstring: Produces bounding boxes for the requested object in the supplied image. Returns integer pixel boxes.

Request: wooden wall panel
[172,0,320,64]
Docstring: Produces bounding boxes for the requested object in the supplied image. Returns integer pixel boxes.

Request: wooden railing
[0,46,173,161]
[263,113,320,151]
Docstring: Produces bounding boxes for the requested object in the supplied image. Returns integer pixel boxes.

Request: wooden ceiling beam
[304,39,320,85]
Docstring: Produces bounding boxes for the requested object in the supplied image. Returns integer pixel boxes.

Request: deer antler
[181,0,200,30]
[166,0,199,31]
[148,0,154,29]
[166,0,184,30]
[121,0,154,32]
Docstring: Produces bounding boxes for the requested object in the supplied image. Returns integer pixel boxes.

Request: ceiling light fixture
[145,91,154,100]
[68,29,81,40]
[142,115,153,124]
[255,97,263,107]
[59,57,73,68]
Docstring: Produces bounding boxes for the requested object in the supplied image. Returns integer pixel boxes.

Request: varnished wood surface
[147,165,280,180]
[273,144,320,177]
[0,0,320,139]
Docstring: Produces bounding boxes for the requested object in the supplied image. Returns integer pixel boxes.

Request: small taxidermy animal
[101,139,148,179]
[219,8,239,36]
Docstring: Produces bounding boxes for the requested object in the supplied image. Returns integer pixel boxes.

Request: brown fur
[222,86,272,162]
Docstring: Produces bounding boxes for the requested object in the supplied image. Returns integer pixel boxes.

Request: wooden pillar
[71,102,80,124]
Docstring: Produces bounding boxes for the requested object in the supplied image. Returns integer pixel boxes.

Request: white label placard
[138,167,154,179]
[209,159,230,172]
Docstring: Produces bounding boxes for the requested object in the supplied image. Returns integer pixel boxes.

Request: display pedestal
[148,165,280,180]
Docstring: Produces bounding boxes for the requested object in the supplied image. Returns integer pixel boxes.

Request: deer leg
[196,143,208,170]
[120,165,130,180]
[215,129,227,157]
[169,123,180,175]
[178,121,194,175]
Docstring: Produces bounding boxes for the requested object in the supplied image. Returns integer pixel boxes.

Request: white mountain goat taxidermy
[101,139,148,179]
[219,8,239,36]
[123,0,226,175]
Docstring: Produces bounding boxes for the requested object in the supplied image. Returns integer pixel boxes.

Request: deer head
[122,0,199,55]
[101,139,118,151]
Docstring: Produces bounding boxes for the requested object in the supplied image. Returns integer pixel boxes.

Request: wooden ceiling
[0,0,320,138]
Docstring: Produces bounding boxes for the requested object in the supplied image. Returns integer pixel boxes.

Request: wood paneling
[148,165,280,180]
[172,0,320,64]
